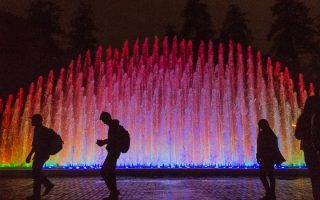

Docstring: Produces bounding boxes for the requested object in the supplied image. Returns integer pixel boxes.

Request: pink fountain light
[0,37,313,168]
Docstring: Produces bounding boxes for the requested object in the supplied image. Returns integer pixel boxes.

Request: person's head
[303,95,320,115]
[100,112,112,125]
[30,114,43,127]
[258,119,270,132]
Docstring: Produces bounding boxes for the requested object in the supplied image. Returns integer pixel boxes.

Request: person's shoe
[42,183,55,196]
[26,195,41,200]
[259,193,276,200]
[102,196,119,200]
[102,191,119,200]
[269,194,276,200]
[259,194,271,200]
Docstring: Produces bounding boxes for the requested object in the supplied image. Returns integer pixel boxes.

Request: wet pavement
[0,176,312,200]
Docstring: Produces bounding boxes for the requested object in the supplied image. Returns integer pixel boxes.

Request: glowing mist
[0,37,313,167]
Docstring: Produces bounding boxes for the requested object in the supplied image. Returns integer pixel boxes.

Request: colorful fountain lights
[0,37,314,168]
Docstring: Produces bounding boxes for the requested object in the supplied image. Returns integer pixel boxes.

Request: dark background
[0,0,320,100]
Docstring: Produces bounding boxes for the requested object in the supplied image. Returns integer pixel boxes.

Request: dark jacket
[106,120,121,153]
[257,130,285,164]
[32,125,51,155]
[296,113,320,152]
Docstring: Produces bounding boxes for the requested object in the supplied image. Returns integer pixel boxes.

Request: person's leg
[41,172,54,196]
[107,152,120,195]
[316,169,320,200]
[41,174,53,188]
[101,154,113,192]
[304,150,320,200]
[30,154,54,198]
[312,156,320,200]
[108,170,118,195]
[31,155,45,199]
[315,172,320,200]
[39,154,53,187]
[309,174,319,200]
[267,165,276,199]
[308,164,320,200]
[259,164,270,197]
[100,152,120,197]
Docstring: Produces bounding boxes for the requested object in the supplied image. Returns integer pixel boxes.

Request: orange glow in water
[0,37,310,167]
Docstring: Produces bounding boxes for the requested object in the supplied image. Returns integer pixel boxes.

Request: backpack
[47,129,64,155]
[118,126,130,153]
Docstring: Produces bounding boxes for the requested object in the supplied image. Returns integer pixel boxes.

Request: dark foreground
[0,177,312,200]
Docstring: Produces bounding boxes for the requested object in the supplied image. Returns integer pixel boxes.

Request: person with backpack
[26,114,56,200]
[97,112,130,200]
[256,119,286,200]
[295,96,320,200]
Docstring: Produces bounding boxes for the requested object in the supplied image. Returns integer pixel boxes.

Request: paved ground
[0,176,312,200]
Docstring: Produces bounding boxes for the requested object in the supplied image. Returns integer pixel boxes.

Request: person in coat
[295,96,320,200]
[257,119,285,200]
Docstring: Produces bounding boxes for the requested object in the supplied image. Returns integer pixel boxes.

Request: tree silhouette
[26,0,66,73]
[164,25,178,43]
[0,1,68,99]
[0,12,33,98]
[68,1,98,57]
[220,4,253,47]
[309,15,320,88]
[180,0,215,51]
[308,54,320,89]
[267,0,318,77]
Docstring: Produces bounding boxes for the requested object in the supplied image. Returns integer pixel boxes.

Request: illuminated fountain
[0,37,314,168]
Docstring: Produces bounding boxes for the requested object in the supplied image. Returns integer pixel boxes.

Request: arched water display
[0,37,314,168]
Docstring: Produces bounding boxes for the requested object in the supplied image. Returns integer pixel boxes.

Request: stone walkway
[0,177,312,200]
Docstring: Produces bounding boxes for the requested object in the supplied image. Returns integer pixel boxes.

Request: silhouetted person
[295,96,320,200]
[26,114,54,200]
[97,112,122,200]
[256,119,285,200]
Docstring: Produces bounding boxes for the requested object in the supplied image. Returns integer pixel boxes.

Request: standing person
[256,119,285,200]
[26,114,55,200]
[97,112,122,200]
[295,96,320,200]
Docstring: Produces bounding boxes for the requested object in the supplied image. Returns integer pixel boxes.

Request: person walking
[295,96,320,200]
[26,114,55,200]
[97,112,124,200]
[256,119,285,200]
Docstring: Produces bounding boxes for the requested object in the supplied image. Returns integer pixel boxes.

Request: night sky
[1,0,319,52]
[0,0,320,98]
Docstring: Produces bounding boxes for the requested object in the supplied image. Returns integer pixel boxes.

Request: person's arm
[27,130,36,163]
[96,139,108,146]
[26,148,34,163]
